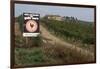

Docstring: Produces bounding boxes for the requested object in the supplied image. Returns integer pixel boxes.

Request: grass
[42,43,95,64]
[15,42,95,66]
[14,32,95,66]
[15,47,46,66]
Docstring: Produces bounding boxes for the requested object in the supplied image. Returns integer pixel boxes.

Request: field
[14,15,95,67]
[40,17,95,52]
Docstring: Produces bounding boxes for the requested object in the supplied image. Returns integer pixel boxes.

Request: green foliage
[15,35,43,47]
[15,36,26,47]
[15,47,45,65]
[82,35,95,44]
[32,36,43,47]
[15,42,94,66]
[41,18,95,44]
[42,43,94,64]
[17,14,23,32]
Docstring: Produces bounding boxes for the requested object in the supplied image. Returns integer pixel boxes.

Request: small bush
[17,14,23,32]
[82,35,95,44]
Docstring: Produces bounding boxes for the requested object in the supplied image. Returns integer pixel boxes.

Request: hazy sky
[15,4,94,22]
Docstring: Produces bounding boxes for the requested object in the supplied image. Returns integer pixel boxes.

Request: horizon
[15,3,95,22]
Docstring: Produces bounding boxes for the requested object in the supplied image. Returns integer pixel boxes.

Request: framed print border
[10,0,96,68]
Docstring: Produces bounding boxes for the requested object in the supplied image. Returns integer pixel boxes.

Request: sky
[15,3,94,22]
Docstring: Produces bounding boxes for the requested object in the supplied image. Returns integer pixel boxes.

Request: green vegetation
[16,14,23,32]
[14,15,95,66]
[42,43,94,64]
[15,15,45,66]
[41,18,95,45]
[15,47,45,66]
[17,14,95,45]
[15,35,42,48]
[32,36,43,47]
[15,43,94,66]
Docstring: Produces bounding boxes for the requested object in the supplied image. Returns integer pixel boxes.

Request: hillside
[41,18,95,44]
[14,15,95,66]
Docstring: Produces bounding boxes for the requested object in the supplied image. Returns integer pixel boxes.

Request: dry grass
[41,42,95,64]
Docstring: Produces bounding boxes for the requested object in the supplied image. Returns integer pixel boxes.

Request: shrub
[82,35,95,44]
[17,14,23,32]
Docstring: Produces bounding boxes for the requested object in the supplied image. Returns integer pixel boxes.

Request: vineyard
[14,15,95,66]
[40,17,95,52]
[41,17,95,44]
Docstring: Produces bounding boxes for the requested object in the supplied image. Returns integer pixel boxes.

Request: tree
[17,14,24,32]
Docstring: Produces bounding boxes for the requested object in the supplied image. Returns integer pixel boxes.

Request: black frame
[10,0,96,68]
